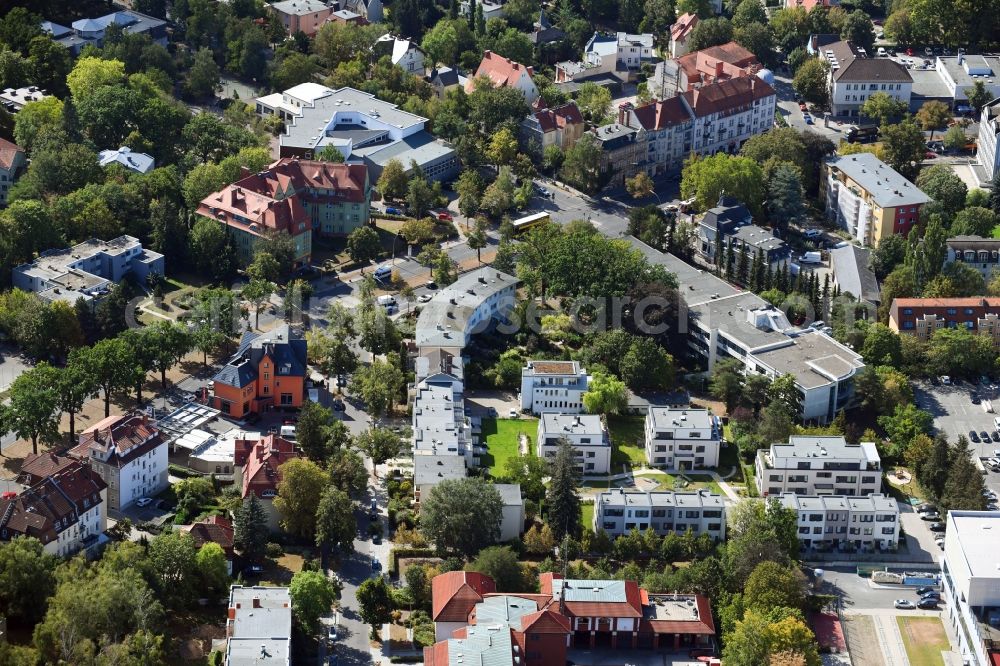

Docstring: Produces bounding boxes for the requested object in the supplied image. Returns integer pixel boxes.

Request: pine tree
[763,263,774,291]
[777,262,789,293]
[714,232,724,271]
[736,247,749,286]
[941,439,987,511]
[449,0,459,19]
[474,1,486,36]
[990,171,1000,216]
[546,438,581,541]
[468,0,476,30]
[724,238,735,279]
[234,494,270,562]
[919,433,952,499]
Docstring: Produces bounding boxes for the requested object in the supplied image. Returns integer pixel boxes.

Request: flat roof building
[593,488,726,540]
[776,493,899,553]
[537,414,611,475]
[756,436,882,497]
[520,360,590,416]
[942,511,1000,666]
[415,267,518,351]
[226,585,292,666]
[644,408,721,469]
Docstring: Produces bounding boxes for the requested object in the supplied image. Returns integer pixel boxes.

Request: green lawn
[636,471,723,495]
[581,502,594,530]
[897,616,949,666]
[992,223,1000,239]
[607,415,647,466]
[480,417,538,477]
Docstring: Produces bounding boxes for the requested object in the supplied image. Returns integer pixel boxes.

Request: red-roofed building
[669,13,699,58]
[520,102,585,152]
[889,297,1000,348]
[466,51,539,104]
[785,0,840,10]
[18,452,79,486]
[432,571,497,640]
[196,158,371,269]
[682,75,776,155]
[239,434,298,530]
[0,137,25,207]
[651,42,760,98]
[69,412,167,512]
[182,515,235,572]
[0,459,107,557]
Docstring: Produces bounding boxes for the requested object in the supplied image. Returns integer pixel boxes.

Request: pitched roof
[19,452,79,486]
[0,462,105,546]
[0,137,24,171]
[519,608,571,633]
[628,96,690,130]
[71,413,164,468]
[432,571,497,621]
[681,75,775,117]
[824,40,911,82]
[182,515,235,556]
[531,102,584,133]
[677,41,759,86]
[470,51,534,90]
[213,325,308,389]
[241,434,298,498]
[671,13,698,42]
[825,153,930,208]
[549,577,643,618]
[891,297,1000,309]
[642,594,716,635]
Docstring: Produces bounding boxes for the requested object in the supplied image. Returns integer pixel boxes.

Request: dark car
[337,374,347,387]
[916,503,937,513]
[916,586,938,595]
[993,431,1000,442]
[921,591,942,600]
[371,557,381,571]
[971,431,981,443]
[929,522,946,531]
[917,597,939,609]
[372,534,382,545]
[332,398,345,411]
[982,431,992,442]
[973,395,982,404]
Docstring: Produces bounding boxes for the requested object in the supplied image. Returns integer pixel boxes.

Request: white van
[280,424,296,441]
[799,251,823,264]
[376,295,396,307]
[877,47,887,57]
[373,265,392,281]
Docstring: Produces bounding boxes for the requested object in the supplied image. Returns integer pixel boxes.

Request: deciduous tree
[274,458,328,539]
[290,569,337,633]
[421,477,503,556]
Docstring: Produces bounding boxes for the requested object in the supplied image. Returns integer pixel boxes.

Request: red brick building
[235,434,298,530]
[888,297,1000,349]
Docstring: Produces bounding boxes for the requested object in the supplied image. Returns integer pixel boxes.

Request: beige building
[269,0,335,36]
[0,138,25,207]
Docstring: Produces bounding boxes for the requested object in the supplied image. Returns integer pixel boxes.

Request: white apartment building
[537,414,612,475]
[415,268,518,352]
[644,408,721,469]
[519,360,590,415]
[942,511,1000,666]
[755,436,882,497]
[593,489,726,540]
[819,40,912,117]
[375,34,425,74]
[226,585,292,666]
[684,75,776,155]
[412,375,473,463]
[776,493,899,552]
[977,97,1000,183]
[70,413,169,511]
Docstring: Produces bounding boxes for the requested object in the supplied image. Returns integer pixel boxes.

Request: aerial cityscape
[0,0,999,664]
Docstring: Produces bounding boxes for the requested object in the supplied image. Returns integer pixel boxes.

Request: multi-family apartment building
[0,459,107,557]
[413,374,472,462]
[615,96,692,177]
[684,75,776,156]
[591,122,644,185]
[0,85,50,113]
[235,434,299,531]
[823,152,930,246]
[819,40,912,116]
[649,42,760,99]
[555,31,657,83]
[212,325,308,419]
[593,488,727,540]
[520,102,585,152]
[697,195,752,260]
[0,137,25,207]
[414,267,518,352]
[945,235,1000,280]
[536,414,611,474]
[755,436,882,497]
[341,0,383,23]
[785,0,840,10]
[888,297,1000,348]
[12,235,164,305]
[941,511,1000,666]
[776,493,899,552]
[375,34,426,74]
[669,14,698,58]
[69,412,168,512]
[256,84,457,182]
[414,454,467,503]
[467,51,539,104]
[42,10,167,55]
[644,408,721,469]
[520,360,590,415]
[226,585,292,666]
[268,0,334,36]
[977,97,1000,183]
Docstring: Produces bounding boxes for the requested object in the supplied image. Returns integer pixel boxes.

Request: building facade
[375,34,425,74]
[520,102,585,152]
[978,97,1000,183]
[226,586,292,666]
[235,434,299,531]
[755,436,882,497]
[819,40,912,116]
[415,268,518,352]
[12,235,164,305]
[649,42,760,99]
[269,0,335,36]
[467,51,539,104]
[212,326,308,419]
[644,408,721,469]
[593,489,726,540]
[669,14,698,58]
[70,413,168,512]
[537,414,611,474]
[0,137,25,207]
[946,235,1000,280]
[941,511,1000,666]
[520,361,590,415]
[888,297,1000,348]
[776,493,899,552]
[823,153,930,246]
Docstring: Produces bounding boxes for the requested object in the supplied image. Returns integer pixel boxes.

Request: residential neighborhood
[2,0,1000,665]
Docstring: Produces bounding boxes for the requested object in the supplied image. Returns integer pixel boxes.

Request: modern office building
[823,152,930,246]
[941,511,1000,666]
[755,436,882,497]
[593,488,727,540]
[644,408,721,469]
[536,414,611,474]
[776,493,899,552]
[12,235,164,305]
[520,360,590,415]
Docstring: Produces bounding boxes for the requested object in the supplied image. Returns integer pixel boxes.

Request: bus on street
[511,212,551,234]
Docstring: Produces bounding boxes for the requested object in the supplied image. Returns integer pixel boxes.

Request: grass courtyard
[607,415,646,466]
[635,471,723,495]
[897,616,949,666]
[581,502,594,530]
[480,417,539,477]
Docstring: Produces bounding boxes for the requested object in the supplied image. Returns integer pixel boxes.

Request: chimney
[252,597,261,608]
[618,101,633,125]
[715,61,724,78]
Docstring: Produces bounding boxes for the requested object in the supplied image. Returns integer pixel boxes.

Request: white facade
[755,436,882,497]
[495,484,525,542]
[376,34,425,74]
[978,98,1000,182]
[519,360,590,415]
[536,414,611,475]
[415,268,518,351]
[776,493,899,552]
[644,408,721,469]
[593,489,726,540]
[819,41,912,116]
[942,511,1000,666]
[688,86,776,155]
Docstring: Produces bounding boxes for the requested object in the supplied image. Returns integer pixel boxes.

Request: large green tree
[357,576,393,639]
[2,363,62,455]
[233,494,270,562]
[0,537,57,623]
[315,486,356,553]
[547,438,582,541]
[290,569,337,633]
[274,458,329,539]
[421,477,503,556]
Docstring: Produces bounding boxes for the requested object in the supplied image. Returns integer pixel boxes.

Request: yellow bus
[511,212,551,234]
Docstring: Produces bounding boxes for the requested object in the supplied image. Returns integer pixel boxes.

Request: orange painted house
[211,325,308,419]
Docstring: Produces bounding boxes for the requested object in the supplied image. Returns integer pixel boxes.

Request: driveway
[0,343,31,393]
[898,503,945,562]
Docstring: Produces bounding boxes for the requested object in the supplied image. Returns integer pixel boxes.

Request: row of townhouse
[593,73,776,184]
[592,488,727,540]
[888,297,1000,349]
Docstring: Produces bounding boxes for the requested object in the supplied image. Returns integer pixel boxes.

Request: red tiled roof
[0,137,23,171]
[643,595,716,635]
[671,13,698,41]
[892,297,1000,308]
[239,158,368,204]
[519,608,571,633]
[629,97,690,129]
[681,76,775,117]
[423,640,450,666]
[0,461,104,545]
[19,452,78,485]
[677,42,759,87]
[532,103,584,133]
[469,51,534,91]
[72,413,164,468]
[432,571,497,621]
[241,434,298,498]
[183,515,235,557]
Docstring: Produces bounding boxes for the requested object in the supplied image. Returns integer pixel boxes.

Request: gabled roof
[540,573,643,618]
[676,41,759,86]
[628,97,690,130]
[530,102,584,133]
[71,413,164,468]
[469,51,534,91]
[681,75,775,117]
[671,13,699,42]
[241,434,299,498]
[183,515,235,556]
[824,40,911,83]
[213,325,308,389]
[18,452,78,486]
[0,462,105,546]
[0,137,24,171]
[519,608,571,633]
[432,571,497,621]
[428,67,460,87]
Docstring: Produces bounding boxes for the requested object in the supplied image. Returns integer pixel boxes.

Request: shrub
[266,542,284,559]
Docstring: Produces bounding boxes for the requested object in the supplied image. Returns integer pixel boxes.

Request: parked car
[921,591,942,600]
[916,503,937,513]
[972,395,981,404]
[135,497,153,508]
[418,293,433,303]
[991,431,1000,442]
[929,522,946,531]
[916,586,938,595]
[804,114,814,125]
[332,398,345,411]
[328,625,338,642]
[894,599,916,609]
[917,597,939,609]
[370,557,381,572]
[803,228,823,238]
[508,408,519,418]
[243,564,264,576]
[971,431,981,443]
[425,280,437,289]
[921,512,941,521]
[434,210,453,222]
[337,374,347,387]
[373,534,382,545]
[385,206,404,215]
[936,537,945,549]
[982,431,992,443]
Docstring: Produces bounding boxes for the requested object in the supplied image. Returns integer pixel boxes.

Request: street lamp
[391,233,402,266]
